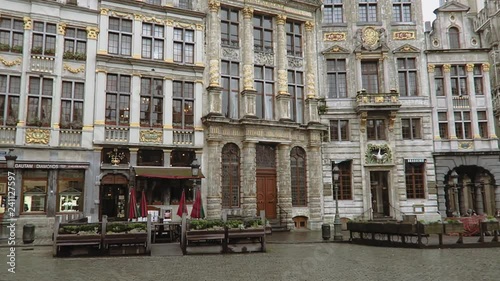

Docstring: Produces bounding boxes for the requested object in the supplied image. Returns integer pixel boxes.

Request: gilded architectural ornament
[242,7,254,19]
[305,21,314,31]
[134,14,143,21]
[374,96,384,103]
[359,112,367,132]
[474,134,481,139]
[63,63,85,74]
[458,141,473,149]
[0,57,21,67]
[254,52,274,66]
[111,11,133,19]
[86,27,99,39]
[196,24,203,31]
[209,59,220,87]
[357,26,385,50]
[23,17,32,30]
[466,63,474,72]
[427,64,435,73]
[276,15,287,25]
[443,64,451,72]
[365,144,392,164]
[208,0,220,12]
[323,32,346,41]
[392,31,415,40]
[483,63,490,72]
[25,128,50,144]
[166,20,174,26]
[58,23,67,35]
[489,134,498,139]
[100,8,109,15]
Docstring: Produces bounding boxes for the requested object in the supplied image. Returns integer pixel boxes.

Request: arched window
[290,147,307,206]
[449,27,460,49]
[222,143,240,208]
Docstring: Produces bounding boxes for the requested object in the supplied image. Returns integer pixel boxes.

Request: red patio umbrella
[140,190,148,218]
[190,189,204,219]
[128,188,137,219]
[176,189,188,217]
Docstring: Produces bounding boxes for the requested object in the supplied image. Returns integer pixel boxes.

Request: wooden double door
[370,171,390,218]
[256,170,277,219]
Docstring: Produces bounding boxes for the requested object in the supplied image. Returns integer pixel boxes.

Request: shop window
[22,170,48,213]
[58,170,84,212]
[138,149,163,166]
[170,181,194,205]
[170,150,194,167]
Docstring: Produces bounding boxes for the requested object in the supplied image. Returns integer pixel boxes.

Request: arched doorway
[256,143,277,219]
[444,166,496,217]
[100,173,129,220]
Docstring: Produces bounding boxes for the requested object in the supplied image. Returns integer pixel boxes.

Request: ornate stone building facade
[202,0,324,229]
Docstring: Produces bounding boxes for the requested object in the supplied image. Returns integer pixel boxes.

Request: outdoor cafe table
[152,221,181,243]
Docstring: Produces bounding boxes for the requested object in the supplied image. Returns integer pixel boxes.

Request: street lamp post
[450,170,460,217]
[331,162,342,241]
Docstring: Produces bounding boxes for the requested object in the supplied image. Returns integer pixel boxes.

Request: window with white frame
[330,120,349,141]
[477,111,488,138]
[27,76,53,127]
[221,60,240,119]
[398,58,417,96]
[392,0,412,22]
[323,0,344,24]
[454,111,472,139]
[401,118,421,140]
[108,17,132,56]
[32,21,56,56]
[358,0,378,22]
[286,21,302,57]
[0,17,24,53]
[173,28,194,64]
[288,70,304,123]
[221,7,239,47]
[172,81,194,129]
[63,27,87,60]
[105,74,131,125]
[142,23,164,60]
[405,161,425,199]
[60,81,84,129]
[0,74,20,126]
[140,78,163,127]
[254,65,274,120]
[327,59,347,98]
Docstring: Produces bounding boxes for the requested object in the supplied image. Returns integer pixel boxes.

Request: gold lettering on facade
[392,31,415,40]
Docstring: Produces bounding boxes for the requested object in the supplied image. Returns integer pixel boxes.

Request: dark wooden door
[257,172,277,219]
[370,171,390,217]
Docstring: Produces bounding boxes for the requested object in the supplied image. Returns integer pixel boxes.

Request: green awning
[133,166,205,179]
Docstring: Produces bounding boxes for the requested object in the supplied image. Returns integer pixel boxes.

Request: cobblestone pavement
[2,243,500,281]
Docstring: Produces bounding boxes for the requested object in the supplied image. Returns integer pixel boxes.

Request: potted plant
[11,45,23,53]
[71,121,83,130]
[6,116,18,126]
[443,218,464,234]
[480,216,499,232]
[63,51,74,60]
[0,43,10,51]
[417,220,443,235]
[74,52,87,61]
[28,117,43,127]
[45,48,55,56]
[31,46,43,54]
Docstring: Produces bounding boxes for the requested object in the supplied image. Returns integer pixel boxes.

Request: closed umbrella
[140,190,148,218]
[128,188,137,219]
[190,189,204,219]
[176,189,188,217]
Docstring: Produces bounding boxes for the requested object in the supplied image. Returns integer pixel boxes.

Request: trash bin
[23,224,35,244]
[321,224,331,240]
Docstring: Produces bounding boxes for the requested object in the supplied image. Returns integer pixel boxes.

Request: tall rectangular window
[0,17,24,53]
[401,118,421,140]
[455,111,472,139]
[438,112,448,139]
[450,65,467,96]
[63,27,87,60]
[142,23,164,60]
[323,0,344,24]
[172,81,194,129]
[253,15,273,53]
[477,111,488,138]
[358,0,378,22]
[367,119,385,140]
[338,161,352,200]
[0,74,20,126]
[105,74,131,125]
[173,28,194,63]
[108,17,132,56]
[286,21,302,57]
[221,7,239,47]
[327,59,347,98]
[392,0,412,22]
[22,170,48,213]
[27,76,53,127]
[57,170,84,212]
[474,65,484,95]
[405,162,425,199]
[221,60,240,119]
[254,65,274,120]
[140,78,163,127]
[288,70,304,123]
[361,61,379,93]
[398,58,417,96]
[60,81,84,129]
[434,66,444,96]
[32,21,56,56]
[330,120,349,141]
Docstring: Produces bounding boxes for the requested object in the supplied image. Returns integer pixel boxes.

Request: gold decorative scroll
[393,31,416,40]
[25,128,50,144]
[0,57,21,67]
[324,32,346,41]
[64,64,85,74]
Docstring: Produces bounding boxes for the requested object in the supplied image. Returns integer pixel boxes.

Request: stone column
[276,15,291,121]
[241,141,257,217]
[476,186,484,215]
[97,8,109,54]
[277,143,292,226]
[466,64,480,140]
[206,0,223,116]
[427,64,441,140]
[82,26,99,148]
[482,64,497,139]
[241,6,257,118]
[163,149,171,166]
[304,21,319,123]
[308,145,323,230]
[443,64,457,139]
[130,74,141,143]
[206,140,222,218]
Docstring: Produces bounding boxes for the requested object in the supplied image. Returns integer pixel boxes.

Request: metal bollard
[321,224,331,240]
[23,224,35,244]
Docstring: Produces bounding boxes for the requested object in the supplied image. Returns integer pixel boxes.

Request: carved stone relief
[254,51,274,66]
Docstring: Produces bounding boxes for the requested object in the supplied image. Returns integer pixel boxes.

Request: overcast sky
[422,0,441,22]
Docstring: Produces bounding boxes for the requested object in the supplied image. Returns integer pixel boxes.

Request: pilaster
[206,140,222,218]
[443,64,457,139]
[98,9,109,54]
[276,94,291,121]
[241,89,257,118]
[241,141,257,217]
[242,6,255,91]
[304,21,316,99]
[305,98,319,124]
[482,64,497,139]
[308,145,323,229]
[427,64,441,139]
[466,64,480,140]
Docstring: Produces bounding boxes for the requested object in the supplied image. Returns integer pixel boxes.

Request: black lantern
[5,148,17,169]
[332,162,340,182]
